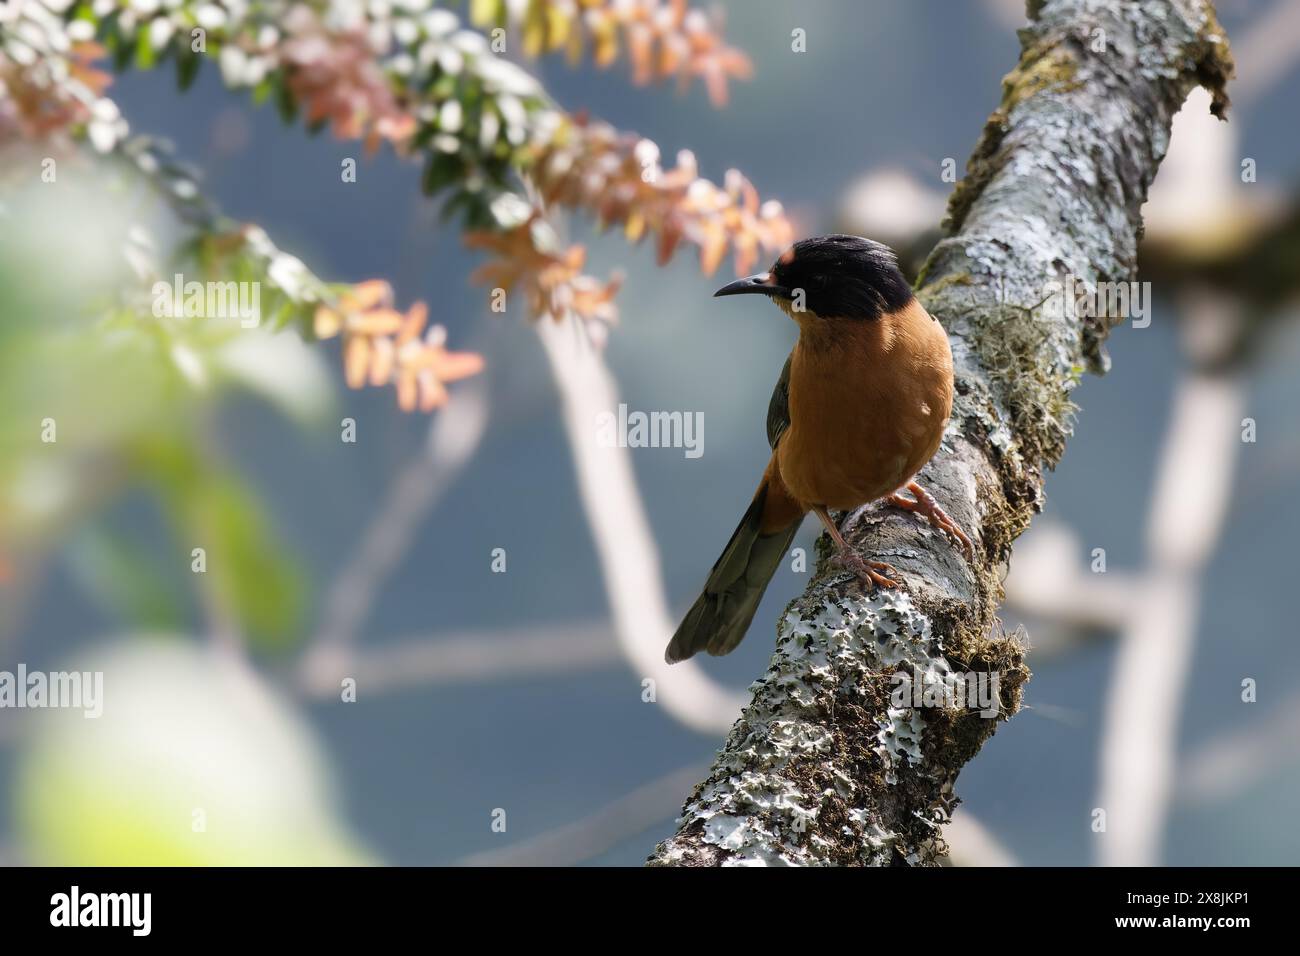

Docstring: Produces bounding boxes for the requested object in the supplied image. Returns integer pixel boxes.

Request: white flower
[66,19,96,42]
[324,0,366,32]
[267,253,308,300]
[91,97,121,123]
[476,56,539,97]
[242,226,273,257]
[219,45,249,86]
[392,17,418,47]
[435,44,463,76]
[243,54,268,86]
[194,4,226,30]
[488,193,531,230]
[495,94,525,130]
[633,138,660,167]
[421,9,458,37]
[149,16,176,50]
[4,40,36,67]
[478,110,499,150]
[451,29,487,56]
[437,99,462,134]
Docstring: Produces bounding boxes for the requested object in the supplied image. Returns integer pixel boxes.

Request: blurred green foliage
[0,162,320,651]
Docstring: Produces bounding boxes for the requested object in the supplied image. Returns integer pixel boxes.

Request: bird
[665,234,973,665]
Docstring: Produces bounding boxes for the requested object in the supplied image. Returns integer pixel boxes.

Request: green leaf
[252,76,275,105]
[142,441,308,651]
[269,297,298,332]
[421,152,464,196]
[111,28,133,72]
[134,23,156,70]
[431,72,457,100]
[176,50,201,90]
[276,77,299,123]
[187,475,307,649]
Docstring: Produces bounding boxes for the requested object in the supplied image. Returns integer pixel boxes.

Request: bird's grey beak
[714,273,788,298]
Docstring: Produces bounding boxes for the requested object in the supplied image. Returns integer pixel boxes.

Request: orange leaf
[417,371,449,412]
[397,302,428,344]
[347,280,392,310]
[350,308,406,336]
[396,369,418,412]
[368,337,395,386]
[657,224,683,265]
[428,350,486,383]
[627,24,654,86]
[314,306,341,339]
[343,336,371,389]
[699,230,728,276]
[734,234,758,277]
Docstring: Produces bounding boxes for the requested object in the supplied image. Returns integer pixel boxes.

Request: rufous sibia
[666,235,973,664]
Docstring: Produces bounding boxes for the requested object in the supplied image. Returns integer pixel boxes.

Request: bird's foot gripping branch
[649,0,1232,866]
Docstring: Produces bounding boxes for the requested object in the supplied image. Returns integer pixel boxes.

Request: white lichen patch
[876,705,926,784]
[662,577,953,864]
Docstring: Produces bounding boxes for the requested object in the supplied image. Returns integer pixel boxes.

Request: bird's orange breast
[776,298,953,511]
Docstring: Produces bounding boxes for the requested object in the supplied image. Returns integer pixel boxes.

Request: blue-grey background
[5,0,1299,865]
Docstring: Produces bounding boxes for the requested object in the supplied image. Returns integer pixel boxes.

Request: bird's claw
[833,549,900,591]
[926,506,974,560]
[889,484,976,562]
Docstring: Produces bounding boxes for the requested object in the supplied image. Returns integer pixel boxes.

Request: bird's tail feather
[665,480,801,664]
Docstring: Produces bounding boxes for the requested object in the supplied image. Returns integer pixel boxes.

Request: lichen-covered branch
[648,0,1233,866]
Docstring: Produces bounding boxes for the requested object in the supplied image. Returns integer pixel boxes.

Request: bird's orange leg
[812,505,899,591]
[888,481,974,560]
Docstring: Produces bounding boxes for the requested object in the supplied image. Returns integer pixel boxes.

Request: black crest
[771,234,913,319]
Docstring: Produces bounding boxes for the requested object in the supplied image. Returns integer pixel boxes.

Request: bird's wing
[766,351,792,449]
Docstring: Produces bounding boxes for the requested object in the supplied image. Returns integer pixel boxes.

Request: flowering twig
[468,0,753,106]
[313,279,484,412]
[3,0,491,412]
[26,0,790,332]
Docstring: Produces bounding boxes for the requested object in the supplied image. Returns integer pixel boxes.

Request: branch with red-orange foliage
[465,217,623,340]
[313,280,484,413]
[469,0,753,107]
[106,1,790,335]
[7,0,793,376]
[0,44,109,143]
[528,113,794,278]
[2,8,483,415]
[464,115,795,336]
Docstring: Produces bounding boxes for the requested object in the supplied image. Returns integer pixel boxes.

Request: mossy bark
[648,0,1233,866]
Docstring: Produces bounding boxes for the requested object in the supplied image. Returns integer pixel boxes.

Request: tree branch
[648,0,1233,866]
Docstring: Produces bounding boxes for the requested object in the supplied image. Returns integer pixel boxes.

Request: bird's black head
[713,234,913,320]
